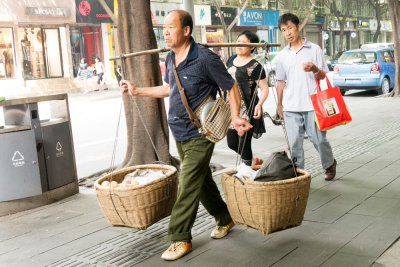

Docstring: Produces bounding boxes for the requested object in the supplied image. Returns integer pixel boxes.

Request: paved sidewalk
[1,94,400,266]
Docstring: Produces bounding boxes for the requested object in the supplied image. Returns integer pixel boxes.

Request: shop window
[0,27,15,79]
[18,28,63,79]
[161,11,165,16]
[70,27,103,78]
[156,10,159,16]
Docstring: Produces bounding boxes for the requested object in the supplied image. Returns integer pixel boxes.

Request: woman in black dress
[226,31,269,166]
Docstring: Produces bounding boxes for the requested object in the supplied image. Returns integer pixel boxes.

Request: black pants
[97,72,104,84]
[226,128,253,165]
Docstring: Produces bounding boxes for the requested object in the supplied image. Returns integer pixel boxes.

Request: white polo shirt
[275,38,329,112]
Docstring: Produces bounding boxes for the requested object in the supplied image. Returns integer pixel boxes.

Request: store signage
[211,6,238,26]
[194,5,211,26]
[150,2,181,25]
[265,10,279,27]
[75,0,114,23]
[369,20,392,31]
[328,20,355,31]
[240,9,264,26]
[358,19,369,30]
[26,7,71,17]
[315,16,325,24]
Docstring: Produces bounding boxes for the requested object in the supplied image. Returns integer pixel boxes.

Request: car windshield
[338,52,376,64]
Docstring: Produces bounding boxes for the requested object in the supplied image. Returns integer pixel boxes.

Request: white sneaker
[211,221,235,239]
[161,241,192,261]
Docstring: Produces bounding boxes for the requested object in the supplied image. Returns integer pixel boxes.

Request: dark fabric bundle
[254,151,297,182]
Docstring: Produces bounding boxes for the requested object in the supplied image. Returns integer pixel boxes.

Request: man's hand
[120,80,136,95]
[302,62,318,73]
[277,104,284,119]
[232,116,252,136]
[253,104,262,119]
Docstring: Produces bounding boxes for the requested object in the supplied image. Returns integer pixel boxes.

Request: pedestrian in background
[115,65,122,86]
[95,57,106,91]
[226,30,269,166]
[77,58,88,80]
[275,13,337,180]
[120,9,252,261]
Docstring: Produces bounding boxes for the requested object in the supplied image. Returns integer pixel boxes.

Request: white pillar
[183,0,196,38]
[101,23,112,82]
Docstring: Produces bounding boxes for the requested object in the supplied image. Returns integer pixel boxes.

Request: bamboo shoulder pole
[110,42,280,61]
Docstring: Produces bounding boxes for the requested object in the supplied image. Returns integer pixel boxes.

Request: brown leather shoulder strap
[172,64,202,128]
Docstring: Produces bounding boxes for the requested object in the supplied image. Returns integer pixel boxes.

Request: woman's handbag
[310,73,352,131]
[173,66,231,143]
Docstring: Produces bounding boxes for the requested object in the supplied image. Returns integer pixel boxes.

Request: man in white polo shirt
[275,13,337,180]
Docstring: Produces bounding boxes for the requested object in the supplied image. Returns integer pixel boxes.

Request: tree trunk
[388,0,400,97]
[373,1,381,43]
[117,0,172,166]
[338,20,345,51]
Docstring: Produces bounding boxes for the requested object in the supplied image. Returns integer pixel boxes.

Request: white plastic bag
[234,163,259,181]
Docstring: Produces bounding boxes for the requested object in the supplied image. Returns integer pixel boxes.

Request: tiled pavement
[1,95,400,266]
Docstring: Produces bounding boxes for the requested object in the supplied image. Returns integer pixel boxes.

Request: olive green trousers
[165,136,232,242]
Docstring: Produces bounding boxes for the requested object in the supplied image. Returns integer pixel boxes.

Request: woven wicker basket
[221,168,311,235]
[94,164,178,230]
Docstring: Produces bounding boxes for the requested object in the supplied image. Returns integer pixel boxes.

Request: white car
[360,43,394,50]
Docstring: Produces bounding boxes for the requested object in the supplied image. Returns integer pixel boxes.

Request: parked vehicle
[254,52,278,87]
[333,48,395,95]
[327,51,345,71]
[360,43,394,50]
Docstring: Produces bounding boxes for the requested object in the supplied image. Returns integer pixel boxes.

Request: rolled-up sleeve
[275,55,286,81]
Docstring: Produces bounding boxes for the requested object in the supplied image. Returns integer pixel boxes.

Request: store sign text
[26,7,71,17]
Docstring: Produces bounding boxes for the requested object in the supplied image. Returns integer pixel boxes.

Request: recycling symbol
[56,141,63,152]
[12,151,24,162]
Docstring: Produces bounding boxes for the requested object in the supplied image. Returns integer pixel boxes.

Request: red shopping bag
[310,73,352,131]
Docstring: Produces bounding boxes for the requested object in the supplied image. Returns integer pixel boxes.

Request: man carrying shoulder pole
[120,9,252,261]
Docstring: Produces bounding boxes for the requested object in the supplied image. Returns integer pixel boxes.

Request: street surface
[69,73,374,179]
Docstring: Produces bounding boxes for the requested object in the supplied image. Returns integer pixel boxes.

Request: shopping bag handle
[315,71,333,93]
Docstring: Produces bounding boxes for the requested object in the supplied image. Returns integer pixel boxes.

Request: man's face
[280,21,300,44]
[163,12,190,48]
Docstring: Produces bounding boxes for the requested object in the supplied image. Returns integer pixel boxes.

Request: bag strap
[173,64,202,129]
[315,71,332,93]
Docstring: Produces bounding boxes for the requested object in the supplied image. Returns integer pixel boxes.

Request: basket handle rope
[232,175,246,224]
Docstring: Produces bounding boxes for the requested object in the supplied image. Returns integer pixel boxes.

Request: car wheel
[340,89,346,96]
[268,71,276,87]
[377,77,390,95]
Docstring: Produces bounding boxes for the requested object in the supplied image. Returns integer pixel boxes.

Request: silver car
[254,52,278,87]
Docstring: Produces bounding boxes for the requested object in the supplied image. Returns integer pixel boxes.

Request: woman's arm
[254,78,269,119]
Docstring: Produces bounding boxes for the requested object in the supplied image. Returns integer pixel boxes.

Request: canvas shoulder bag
[173,65,231,143]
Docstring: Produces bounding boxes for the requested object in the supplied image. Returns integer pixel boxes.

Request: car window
[380,51,394,63]
[338,52,376,64]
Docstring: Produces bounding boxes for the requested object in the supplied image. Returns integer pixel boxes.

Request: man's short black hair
[172,10,193,35]
[278,13,300,30]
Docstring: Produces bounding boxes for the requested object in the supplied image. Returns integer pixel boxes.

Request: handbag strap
[315,71,332,93]
[173,64,202,129]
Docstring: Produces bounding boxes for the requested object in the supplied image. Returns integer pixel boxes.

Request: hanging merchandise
[310,73,352,131]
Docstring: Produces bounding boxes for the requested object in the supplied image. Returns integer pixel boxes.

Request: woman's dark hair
[278,13,300,30]
[238,30,259,53]
[81,58,86,64]
[172,10,193,35]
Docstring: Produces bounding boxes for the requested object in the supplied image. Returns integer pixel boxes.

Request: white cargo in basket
[123,169,168,185]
